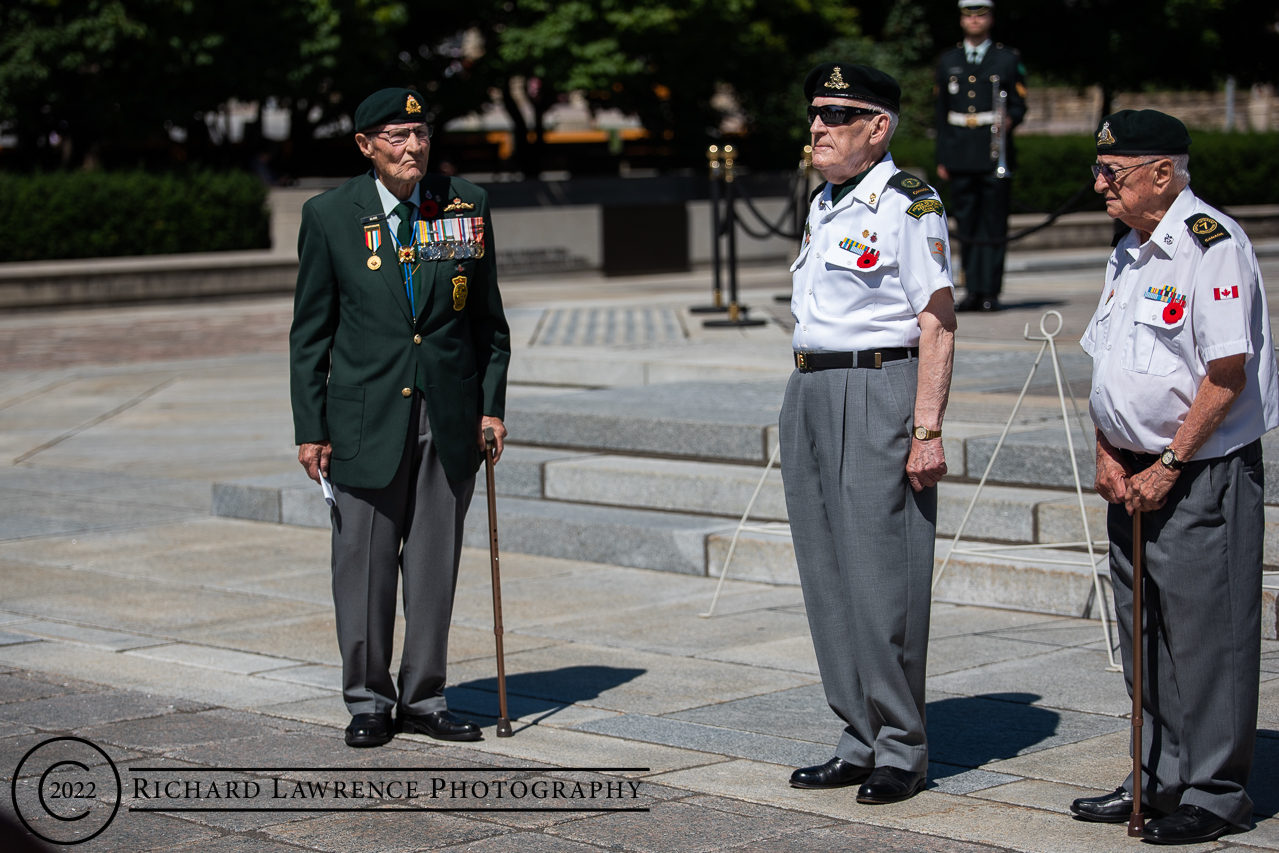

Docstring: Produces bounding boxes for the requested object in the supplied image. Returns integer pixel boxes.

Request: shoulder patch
[1185,214,1230,248]
[906,198,945,220]
[887,172,935,200]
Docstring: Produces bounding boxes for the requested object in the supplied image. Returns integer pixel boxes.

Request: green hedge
[0,170,270,263]
[891,131,1279,214]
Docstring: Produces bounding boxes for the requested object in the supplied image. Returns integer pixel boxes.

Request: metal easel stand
[700,442,788,618]
[932,310,1122,671]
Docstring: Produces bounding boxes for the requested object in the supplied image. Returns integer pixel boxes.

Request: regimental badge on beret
[1185,214,1231,248]
[888,172,935,200]
[906,199,945,220]
[406,95,422,115]
[826,66,849,90]
[1097,121,1117,147]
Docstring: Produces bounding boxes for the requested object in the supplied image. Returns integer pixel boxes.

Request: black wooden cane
[484,427,513,737]
[1128,509,1145,836]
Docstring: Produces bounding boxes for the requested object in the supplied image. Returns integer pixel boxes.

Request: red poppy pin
[419,199,440,219]
[1163,300,1183,324]
[856,248,880,269]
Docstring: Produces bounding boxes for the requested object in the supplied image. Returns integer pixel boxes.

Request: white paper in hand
[320,472,335,507]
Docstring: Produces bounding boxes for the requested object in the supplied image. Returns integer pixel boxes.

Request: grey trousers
[331,392,475,716]
[780,360,937,773]
[1109,439,1263,829]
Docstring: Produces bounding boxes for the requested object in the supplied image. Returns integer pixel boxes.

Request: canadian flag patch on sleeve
[1214,286,1239,301]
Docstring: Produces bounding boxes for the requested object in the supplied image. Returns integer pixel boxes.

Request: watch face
[915,427,926,440]
[1162,450,1175,466]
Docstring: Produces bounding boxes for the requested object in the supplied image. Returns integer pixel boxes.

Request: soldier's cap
[803,63,900,113]
[354,88,428,133]
[959,0,994,8]
[1095,109,1191,156]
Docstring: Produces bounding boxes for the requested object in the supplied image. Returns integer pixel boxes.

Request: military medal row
[362,215,486,271]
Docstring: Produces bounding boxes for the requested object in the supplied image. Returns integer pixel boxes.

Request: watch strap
[914,426,942,440]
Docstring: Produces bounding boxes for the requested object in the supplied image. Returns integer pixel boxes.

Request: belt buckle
[875,352,882,368]
[966,114,978,129]
[796,352,809,370]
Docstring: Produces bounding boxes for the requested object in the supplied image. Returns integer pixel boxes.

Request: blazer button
[401,388,412,397]
[413,334,422,344]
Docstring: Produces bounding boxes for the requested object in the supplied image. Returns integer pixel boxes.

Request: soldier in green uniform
[290,88,511,748]
[934,0,1027,312]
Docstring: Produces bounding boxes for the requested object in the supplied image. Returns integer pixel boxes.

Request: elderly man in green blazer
[290,88,511,748]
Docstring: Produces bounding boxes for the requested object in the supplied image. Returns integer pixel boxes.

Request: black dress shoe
[955,293,982,312]
[1140,804,1232,845]
[978,296,1001,312]
[789,757,873,789]
[397,709,482,742]
[856,766,927,804]
[345,712,394,748]
[1069,786,1162,823]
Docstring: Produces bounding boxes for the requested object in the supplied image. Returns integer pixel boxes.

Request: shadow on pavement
[927,692,1059,781]
[447,666,646,726]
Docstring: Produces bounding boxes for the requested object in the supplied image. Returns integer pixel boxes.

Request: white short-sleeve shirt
[1081,186,1279,459]
[791,154,955,352]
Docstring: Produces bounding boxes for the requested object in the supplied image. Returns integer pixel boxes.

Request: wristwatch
[1160,447,1185,471]
[913,426,942,441]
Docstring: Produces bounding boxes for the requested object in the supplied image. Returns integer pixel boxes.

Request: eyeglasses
[1091,159,1164,182]
[374,125,433,146]
[807,105,879,127]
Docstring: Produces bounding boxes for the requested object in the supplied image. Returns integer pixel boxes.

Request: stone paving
[3,259,1279,851]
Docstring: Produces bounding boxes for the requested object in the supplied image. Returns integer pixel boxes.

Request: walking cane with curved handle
[484,427,513,737]
[1128,509,1145,836]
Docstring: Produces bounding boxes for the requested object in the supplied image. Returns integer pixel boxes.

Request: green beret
[354,88,427,133]
[804,63,900,113]
[1095,110,1191,156]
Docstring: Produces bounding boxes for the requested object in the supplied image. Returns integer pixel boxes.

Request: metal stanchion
[691,145,728,314]
[705,144,766,328]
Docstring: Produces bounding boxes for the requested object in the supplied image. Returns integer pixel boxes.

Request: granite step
[211,473,1279,636]
[539,452,1108,544]
[504,380,785,464]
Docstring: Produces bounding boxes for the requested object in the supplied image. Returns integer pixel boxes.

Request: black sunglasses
[807,105,879,127]
[1091,159,1163,182]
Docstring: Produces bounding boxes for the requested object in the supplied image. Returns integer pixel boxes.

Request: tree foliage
[2,0,1275,174]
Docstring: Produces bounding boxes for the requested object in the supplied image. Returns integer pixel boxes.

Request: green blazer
[289,173,510,488]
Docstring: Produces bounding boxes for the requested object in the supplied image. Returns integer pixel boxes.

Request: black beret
[354,88,428,133]
[804,63,900,113]
[1095,109,1191,156]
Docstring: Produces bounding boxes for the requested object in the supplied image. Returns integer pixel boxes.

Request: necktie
[393,201,415,250]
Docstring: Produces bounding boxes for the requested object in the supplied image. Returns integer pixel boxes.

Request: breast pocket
[1123,301,1185,377]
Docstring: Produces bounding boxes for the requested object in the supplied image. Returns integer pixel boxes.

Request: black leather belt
[794,348,918,371]
[1121,449,1161,469]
